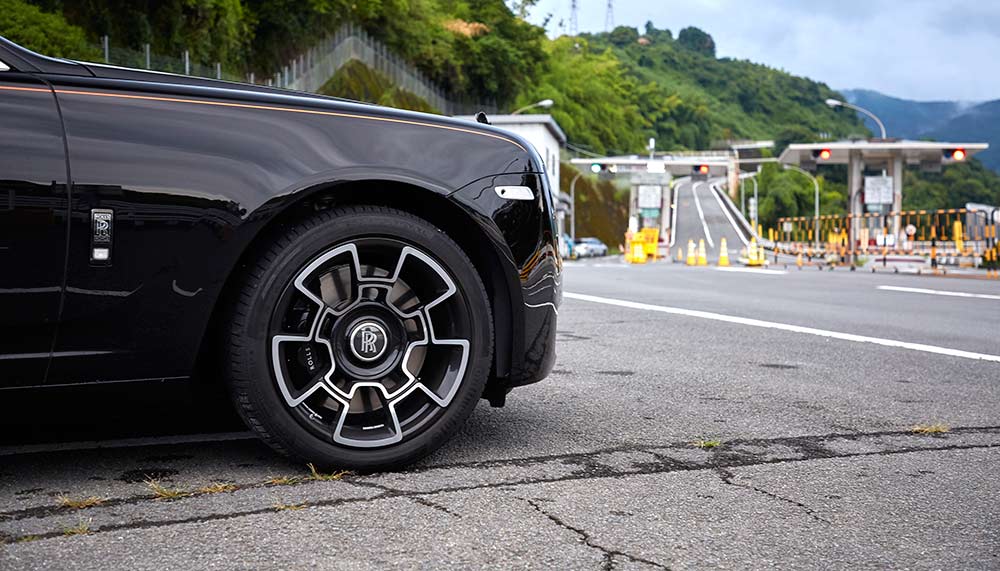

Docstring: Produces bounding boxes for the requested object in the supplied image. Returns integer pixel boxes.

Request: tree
[608,25,638,47]
[677,26,714,57]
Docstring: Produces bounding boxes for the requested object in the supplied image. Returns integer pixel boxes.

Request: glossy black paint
[0,38,560,395]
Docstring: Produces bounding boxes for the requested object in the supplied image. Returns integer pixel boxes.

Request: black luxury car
[0,37,561,470]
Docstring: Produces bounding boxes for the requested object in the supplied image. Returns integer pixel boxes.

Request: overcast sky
[526,0,1000,102]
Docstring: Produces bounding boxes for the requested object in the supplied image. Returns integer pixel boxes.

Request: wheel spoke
[333,383,403,447]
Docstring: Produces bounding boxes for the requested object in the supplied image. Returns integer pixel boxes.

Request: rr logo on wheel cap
[349,321,389,362]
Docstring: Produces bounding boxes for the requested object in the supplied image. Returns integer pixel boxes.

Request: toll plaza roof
[779,139,989,166]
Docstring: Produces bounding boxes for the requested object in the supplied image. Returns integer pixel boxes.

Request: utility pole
[570,0,579,35]
[605,0,614,32]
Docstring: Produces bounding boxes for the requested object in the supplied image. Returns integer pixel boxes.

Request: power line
[604,0,614,32]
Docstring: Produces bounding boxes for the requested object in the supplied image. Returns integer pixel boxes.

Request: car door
[0,63,71,387]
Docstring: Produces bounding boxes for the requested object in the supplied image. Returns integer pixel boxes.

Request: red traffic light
[819,148,832,160]
[950,148,966,161]
[698,165,709,174]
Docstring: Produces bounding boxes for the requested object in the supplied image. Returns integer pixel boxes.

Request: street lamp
[511,99,554,115]
[784,164,821,249]
[825,98,887,139]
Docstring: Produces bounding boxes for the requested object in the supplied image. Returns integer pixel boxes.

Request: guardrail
[774,208,999,272]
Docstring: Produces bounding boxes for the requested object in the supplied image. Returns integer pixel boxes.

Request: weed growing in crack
[306,463,350,481]
[56,495,106,510]
[266,475,301,486]
[16,535,41,543]
[196,482,238,494]
[63,518,92,536]
[273,503,307,512]
[691,438,723,449]
[145,479,189,500]
[911,423,950,435]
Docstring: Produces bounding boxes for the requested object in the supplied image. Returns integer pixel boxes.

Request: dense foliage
[0,0,99,59]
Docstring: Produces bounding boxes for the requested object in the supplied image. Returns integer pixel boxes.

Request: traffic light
[813,148,832,161]
[945,148,966,161]
[692,164,710,180]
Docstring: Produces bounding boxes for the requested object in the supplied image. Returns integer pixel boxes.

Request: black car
[0,37,561,470]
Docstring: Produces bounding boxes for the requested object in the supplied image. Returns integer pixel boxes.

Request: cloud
[528,0,1000,101]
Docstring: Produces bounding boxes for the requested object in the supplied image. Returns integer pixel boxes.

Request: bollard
[796,252,803,270]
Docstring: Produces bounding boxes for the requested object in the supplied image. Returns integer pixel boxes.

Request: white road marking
[0,431,256,457]
[708,183,750,247]
[564,292,1000,363]
[714,267,787,275]
[669,177,686,247]
[691,182,715,248]
[877,285,1000,300]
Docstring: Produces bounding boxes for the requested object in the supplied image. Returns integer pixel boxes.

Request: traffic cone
[718,237,730,266]
[796,251,803,270]
[697,239,708,266]
[686,240,696,266]
[677,247,683,262]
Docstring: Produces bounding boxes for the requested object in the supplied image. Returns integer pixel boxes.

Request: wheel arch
[195,178,519,397]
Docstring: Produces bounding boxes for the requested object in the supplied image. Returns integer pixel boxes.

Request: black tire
[226,205,492,471]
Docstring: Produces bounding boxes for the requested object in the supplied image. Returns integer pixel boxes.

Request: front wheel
[226,206,493,471]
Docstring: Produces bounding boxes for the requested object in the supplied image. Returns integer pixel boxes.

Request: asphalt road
[2,261,999,570]
[671,177,747,263]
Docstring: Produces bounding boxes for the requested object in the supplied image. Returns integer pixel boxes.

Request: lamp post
[784,164,821,249]
[825,98,887,139]
[511,99,554,115]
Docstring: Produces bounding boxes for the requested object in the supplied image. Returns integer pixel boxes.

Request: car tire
[226,205,493,471]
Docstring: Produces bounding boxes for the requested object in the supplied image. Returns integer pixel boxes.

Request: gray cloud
[528,0,1000,101]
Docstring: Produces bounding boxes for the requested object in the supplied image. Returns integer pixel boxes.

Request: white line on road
[0,431,256,457]
[691,182,714,248]
[564,292,1000,363]
[708,183,750,247]
[714,267,787,275]
[877,285,1000,300]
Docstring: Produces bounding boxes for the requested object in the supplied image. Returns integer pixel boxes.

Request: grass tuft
[145,479,189,500]
[197,482,238,495]
[273,503,308,512]
[266,475,301,486]
[16,535,41,543]
[56,495,106,510]
[306,463,350,481]
[63,519,91,536]
[691,438,723,449]
[911,423,950,435]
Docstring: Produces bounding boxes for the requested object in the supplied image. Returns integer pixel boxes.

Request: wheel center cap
[348,321,389,362]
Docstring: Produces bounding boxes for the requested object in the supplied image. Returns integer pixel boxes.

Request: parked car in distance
[574,237,609,258]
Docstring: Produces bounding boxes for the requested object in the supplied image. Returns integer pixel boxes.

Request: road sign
[905,224,917,236]
[637,185,662,209]
[782,221,793,232]
[864,176,894,205]
[640,208,660,218]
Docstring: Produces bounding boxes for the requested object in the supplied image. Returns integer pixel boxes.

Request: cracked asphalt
[1,262,999,570]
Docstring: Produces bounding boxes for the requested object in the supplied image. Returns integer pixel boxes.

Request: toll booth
[778,140,989,249]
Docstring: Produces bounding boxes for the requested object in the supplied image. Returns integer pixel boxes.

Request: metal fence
[282,23,495,115]
[91,24,495,115]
